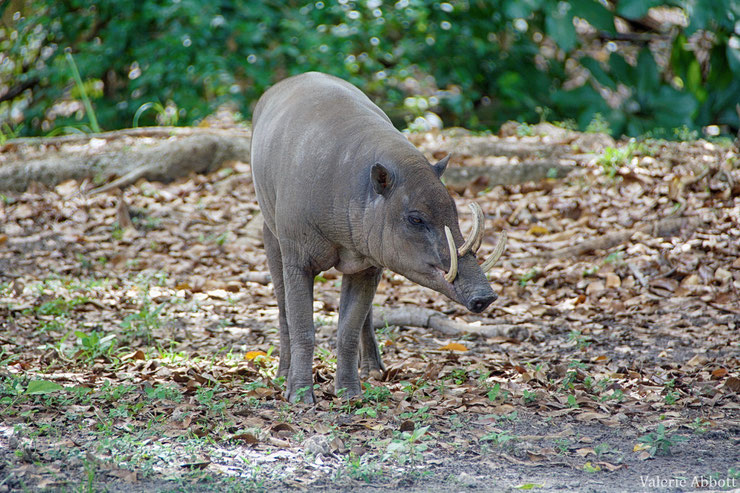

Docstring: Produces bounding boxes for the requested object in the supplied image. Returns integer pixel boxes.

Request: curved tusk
[443,226,458,283]
[480,230,507,273]
[457,203,485,256]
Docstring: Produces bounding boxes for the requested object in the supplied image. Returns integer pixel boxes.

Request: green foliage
[1,1,738,138]
[25,379,64,395]
[481,430,516,447]
[73,330,117,362]
[638,424,688,456]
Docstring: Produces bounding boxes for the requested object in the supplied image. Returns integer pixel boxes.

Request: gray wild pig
[251,72,506,403]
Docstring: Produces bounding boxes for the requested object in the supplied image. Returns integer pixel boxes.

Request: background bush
[1,0,738,138]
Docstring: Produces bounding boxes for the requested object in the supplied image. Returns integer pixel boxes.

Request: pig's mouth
[433,265,496,313]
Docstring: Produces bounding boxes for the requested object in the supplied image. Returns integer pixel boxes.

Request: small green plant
[518,268,539,287]
[582,265,598,277]
[594,442,613,457]
[294,385,312,402]
[111,223,124,241]
[362,383,391,403]
[195,385,227,417]
[145,384,183,403]
[401,378,430,400]
[561,370,578,390]
[664,379,679,405]
[66,52,101,133]
[596,145,633,178]
[73,330,117,362]
[600,389,624,402]
[344,454,382,483]
[486,382,502,402]
[0,123,23,145]
[447,368,469,385]
[585,113,611,134]
[81,456,99,492]
[522,390,537,404]
[638,424,688,457]
[481,430,515,448]
[36,295,89,316]
[355,406,381,418]
[399,405,431,423]
[604,251,624,265]
[664,390,680,405]
[383,425,430,465]
[355,383,391,417]
[516,122,534,136]
[567,394,579,408]
[214,231,229,246]
[673,125,699,141]
[120,301,165,342]
[568,330,591,349]
[133,101,179,127]
[688,417,710,434]
[583,376,594,390]
[554,438,571,455]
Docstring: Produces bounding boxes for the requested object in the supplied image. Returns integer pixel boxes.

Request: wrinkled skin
[251,72,496,403]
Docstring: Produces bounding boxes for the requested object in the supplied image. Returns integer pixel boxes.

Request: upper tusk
[480,230,507,273]
[457,203,485,256]
[443,226,458,283]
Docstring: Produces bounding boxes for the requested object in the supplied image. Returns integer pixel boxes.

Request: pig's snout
[466,290,497,313]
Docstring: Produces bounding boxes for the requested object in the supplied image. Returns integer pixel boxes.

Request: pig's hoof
[285,384,316,404]
[360,363,385,380]
[360,368,384,380]
[336,383,362,400]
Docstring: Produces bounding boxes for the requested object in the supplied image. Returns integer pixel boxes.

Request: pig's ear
[432,154,451,178]
[371,163,394,196]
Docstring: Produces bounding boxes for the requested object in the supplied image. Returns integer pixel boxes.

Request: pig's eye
[407,215,424,226]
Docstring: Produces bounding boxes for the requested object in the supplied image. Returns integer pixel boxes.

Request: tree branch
[0,77,39,104]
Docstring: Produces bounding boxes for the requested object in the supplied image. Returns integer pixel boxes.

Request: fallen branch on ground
[373,305,531,340]
[0,127,251,193]
[511,216,700,263]
[442,160,575,192]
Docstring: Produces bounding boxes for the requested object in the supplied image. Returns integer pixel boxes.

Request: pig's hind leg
[360,306,385,379]
[262,223,291,378]
[336,268,382,398]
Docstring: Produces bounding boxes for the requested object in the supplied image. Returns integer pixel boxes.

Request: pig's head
[366,155,506,313]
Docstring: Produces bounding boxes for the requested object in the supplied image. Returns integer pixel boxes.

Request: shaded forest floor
[0,125,738,492]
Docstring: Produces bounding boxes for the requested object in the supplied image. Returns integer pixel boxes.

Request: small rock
[605,273,621,289]
[586,280,605,295]
[615,412,630,424]
[457,471,478,487]
[714,267,731,283]
[681,274,701,287]
[571,132,616,152]
[303,435,331,456]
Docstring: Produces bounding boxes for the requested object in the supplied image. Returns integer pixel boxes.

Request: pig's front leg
[336,268,382,398]
[282,261,317,404]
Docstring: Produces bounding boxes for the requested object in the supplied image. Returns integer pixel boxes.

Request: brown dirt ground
[0,127,738,492]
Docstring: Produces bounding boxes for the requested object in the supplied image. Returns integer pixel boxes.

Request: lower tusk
[480,231,507,273]
[458,203,485,256]
[443,226,458,283]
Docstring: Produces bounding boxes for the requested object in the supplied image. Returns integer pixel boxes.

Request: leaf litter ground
[0,127,738,492]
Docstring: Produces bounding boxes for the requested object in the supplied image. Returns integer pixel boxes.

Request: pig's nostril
[468,293,496,313]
